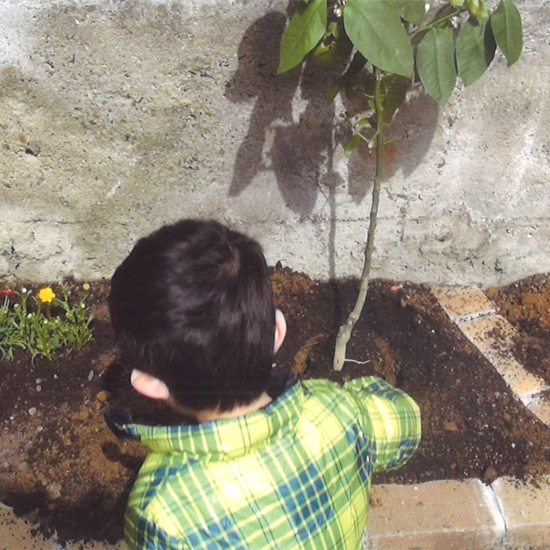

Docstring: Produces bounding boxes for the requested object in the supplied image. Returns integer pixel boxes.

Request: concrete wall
[0,0,548,287]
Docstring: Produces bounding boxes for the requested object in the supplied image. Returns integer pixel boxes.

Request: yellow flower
[38,287,56,303]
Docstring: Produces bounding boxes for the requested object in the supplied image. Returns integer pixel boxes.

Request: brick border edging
[432,286,550,425]
[365,475,550,549]
[3,476,549,550]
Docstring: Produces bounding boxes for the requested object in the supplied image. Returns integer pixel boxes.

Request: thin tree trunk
[333,75,386,371]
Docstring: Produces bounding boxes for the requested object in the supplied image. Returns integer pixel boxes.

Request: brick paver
[364,480,504,550]
[491,475,550,549]
[432,286,497,321]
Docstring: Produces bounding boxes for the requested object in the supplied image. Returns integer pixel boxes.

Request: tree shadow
[225,11,340,218]
[226,11,439,275]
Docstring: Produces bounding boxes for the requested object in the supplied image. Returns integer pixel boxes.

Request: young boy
[105,219,421,550]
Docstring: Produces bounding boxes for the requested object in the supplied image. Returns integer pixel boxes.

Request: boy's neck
[169,391,273,424]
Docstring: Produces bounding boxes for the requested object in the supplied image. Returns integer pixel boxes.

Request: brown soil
[1,268,550,546]
[488,274,550,387]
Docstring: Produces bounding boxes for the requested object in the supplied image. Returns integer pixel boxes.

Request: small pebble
[483,466,498,483]
[96,391,110,402]
[443,421,459,432]
[47,482,62,499]
[36,385,42,392]
[28,407,37,416]
[88,370,94,381]
[25,140,42,156]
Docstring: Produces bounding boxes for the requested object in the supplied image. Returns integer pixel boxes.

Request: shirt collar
[104,370,301,461]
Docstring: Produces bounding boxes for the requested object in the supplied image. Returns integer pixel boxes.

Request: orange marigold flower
[38,287,56,303]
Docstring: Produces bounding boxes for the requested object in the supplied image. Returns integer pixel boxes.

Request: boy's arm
[344,376,421,472]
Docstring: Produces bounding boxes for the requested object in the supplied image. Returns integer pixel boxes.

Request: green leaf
[278,0,327,74]
[395,0,426,26]
[465,0,489,19]
[448,0,465,6]
[326,60,364,104]
[491,0,523,66]
[313,42,341,67]
[356,117,372,129]
[411,3,460,47]
[456,17,496,86]
[343,0,414,78]
[344,81,363,110]
[416,28,457,105]
[344,133,362,157]
[313,24,353,67]
[379,74,410,125]
[327,81,343,104]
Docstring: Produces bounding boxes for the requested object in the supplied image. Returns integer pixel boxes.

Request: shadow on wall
[225,11,338,218]
[226,10,440,280]
[225,11,440,218]
[346,92,441,204]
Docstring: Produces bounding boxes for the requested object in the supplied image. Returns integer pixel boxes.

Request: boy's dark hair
[108,219,276,412]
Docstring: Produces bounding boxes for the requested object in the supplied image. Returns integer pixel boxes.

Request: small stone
[36,385,42,392]
[96,391,110,402]
[28,407,38,416]
[443,421,459,432]
[47,482,62,499]
[485,287,498,300]
[483,466,499,483]
[25,140,42,156]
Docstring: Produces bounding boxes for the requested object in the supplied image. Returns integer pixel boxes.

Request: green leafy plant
[278,0,523,370]
[0,282,94,361]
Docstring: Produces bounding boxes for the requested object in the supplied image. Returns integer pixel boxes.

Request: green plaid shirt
[109,376,420,550]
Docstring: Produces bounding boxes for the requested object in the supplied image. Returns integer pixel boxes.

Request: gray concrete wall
[0,0,548,287]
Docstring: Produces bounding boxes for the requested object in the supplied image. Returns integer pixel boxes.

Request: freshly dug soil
[488,273,550,387]
[1,268,550,546]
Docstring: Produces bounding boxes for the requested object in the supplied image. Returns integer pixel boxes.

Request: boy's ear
[130,369,170,400]
[274,309,287,353]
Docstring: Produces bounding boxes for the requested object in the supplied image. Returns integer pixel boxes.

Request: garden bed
[1,268,550,545]
[488,273,550,388]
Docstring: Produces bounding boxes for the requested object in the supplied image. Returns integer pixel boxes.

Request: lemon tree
[278,0,523,370]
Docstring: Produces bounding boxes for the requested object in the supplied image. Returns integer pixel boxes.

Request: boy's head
[109,219,285,414]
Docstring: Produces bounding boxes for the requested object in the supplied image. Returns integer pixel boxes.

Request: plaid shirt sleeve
[342,377,421,472]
